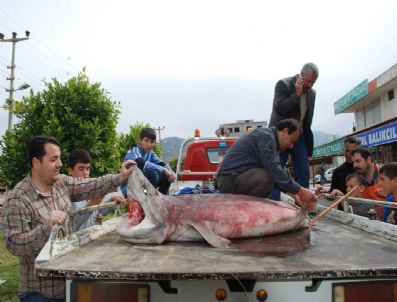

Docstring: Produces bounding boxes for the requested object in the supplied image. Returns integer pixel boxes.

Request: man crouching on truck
[216,119,317,209]
[0,135,135,302]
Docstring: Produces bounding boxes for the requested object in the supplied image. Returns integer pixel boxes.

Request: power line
[0,8,80,74]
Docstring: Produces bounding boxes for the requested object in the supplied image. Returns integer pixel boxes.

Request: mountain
[162,136,185,162]
[313,131,341,147]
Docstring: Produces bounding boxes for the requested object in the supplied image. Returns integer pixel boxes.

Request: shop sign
[334,79,368,114]
[313,139,345,158]
[356,121,397,147]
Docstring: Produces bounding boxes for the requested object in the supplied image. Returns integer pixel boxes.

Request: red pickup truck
[170,134,236,193]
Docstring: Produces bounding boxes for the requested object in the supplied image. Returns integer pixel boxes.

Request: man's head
[275,119,302,151]
[300,63,319,90]
[68,149,91,178]
[380,162,397,196]
[139,128,157,152]
[28,135,62,184]
[345,172,368,198]
[351,146,373,174]
[344,136,361,163]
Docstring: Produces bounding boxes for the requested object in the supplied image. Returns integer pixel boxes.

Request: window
[364,99,381,127]
[207,148,229,163]
[234,127,240,133]
[388,89,395,101]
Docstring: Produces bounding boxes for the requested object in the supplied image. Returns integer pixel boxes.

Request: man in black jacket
[315,136,361,210]
[269,63,319,200]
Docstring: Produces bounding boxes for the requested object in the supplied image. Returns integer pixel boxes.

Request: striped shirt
[217,127,301,194]
[0,173,121,299]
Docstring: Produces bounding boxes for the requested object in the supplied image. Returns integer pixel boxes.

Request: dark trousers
[270,133,309,200]
[145,169,171,195]
[217,168,275,198]
[121,169,171,196]
[20,292,65,302]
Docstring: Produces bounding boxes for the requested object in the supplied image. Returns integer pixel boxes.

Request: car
[314,167,335,184]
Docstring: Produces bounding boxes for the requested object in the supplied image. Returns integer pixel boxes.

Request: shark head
[117,167,170,244]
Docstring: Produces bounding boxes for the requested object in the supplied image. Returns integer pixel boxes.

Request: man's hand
[330,189,343,199]
[164,169,176,182]
[48,210,67,227]
[119,160,136,182]
[111,195,127,207]
[295,187,317,210]
[314,186,325,195]
[295,75,305,96]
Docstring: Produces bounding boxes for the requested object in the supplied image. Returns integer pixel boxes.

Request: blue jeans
[20,292,65,302]
[269,133,310,200]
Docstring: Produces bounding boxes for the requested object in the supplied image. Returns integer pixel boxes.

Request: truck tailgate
[35,216,397,281]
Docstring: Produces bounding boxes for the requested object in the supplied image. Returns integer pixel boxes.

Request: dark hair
[301,63,319,79]
[345,136,361,145]
[275,119,302,134]
[346,172,369,186]
[68,149,91,169]
[28,135,61,165]
[380,162,397,179]
[140,128,156,140]
[350,145,372,161]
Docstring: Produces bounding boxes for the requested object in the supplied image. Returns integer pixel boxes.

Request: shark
[117,168,310,248]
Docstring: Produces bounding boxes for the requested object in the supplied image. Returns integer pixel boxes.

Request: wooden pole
[309,185,358,225]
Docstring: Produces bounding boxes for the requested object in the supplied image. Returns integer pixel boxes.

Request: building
[312,63,397,169]
[217,120,268,137]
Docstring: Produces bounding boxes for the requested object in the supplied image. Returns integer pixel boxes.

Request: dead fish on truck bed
[117,168,310,248]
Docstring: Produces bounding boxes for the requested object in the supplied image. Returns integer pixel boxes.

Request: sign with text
[313,139,345,158]
[356,121,397,148]
[334,79,368,114]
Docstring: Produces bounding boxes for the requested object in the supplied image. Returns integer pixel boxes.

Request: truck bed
[35,215,397,281]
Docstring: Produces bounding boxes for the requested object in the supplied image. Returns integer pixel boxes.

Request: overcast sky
[1,0,397,139]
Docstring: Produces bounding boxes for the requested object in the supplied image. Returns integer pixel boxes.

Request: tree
[0,73,121,188]
[118,123,162,162]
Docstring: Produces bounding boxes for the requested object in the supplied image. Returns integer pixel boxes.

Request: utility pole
[0,31,30,131]
[154,126,165,158]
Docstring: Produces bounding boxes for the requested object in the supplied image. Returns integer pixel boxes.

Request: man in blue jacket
[122,128,176,196]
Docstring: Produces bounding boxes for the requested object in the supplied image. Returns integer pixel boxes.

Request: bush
[0,73,121,188]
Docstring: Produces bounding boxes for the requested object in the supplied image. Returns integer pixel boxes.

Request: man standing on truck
[0,135,135,302]
[268,63,319,201]
[216,119,317,209]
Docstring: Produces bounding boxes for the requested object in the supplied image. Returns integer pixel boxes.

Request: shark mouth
[127,198,145,226]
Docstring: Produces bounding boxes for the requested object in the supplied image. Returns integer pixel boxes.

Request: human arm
[257,132,300,194]
[66,160,136,202]
[273,77,301,116]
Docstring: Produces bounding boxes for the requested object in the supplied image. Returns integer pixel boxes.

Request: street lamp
[0,31,30,131]
[5,82,30,131]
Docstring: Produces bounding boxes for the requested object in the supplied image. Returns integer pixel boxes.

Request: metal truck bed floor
[35,217,397,281]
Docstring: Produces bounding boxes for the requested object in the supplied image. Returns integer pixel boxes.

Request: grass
[0,235,19,302]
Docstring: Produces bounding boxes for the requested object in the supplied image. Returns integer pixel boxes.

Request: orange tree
[0,73,121,188]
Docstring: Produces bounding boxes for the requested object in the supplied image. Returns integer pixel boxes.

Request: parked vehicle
[35,132,397,302]
[314,167,335,184]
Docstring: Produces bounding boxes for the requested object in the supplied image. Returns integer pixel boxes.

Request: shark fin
[188,221,230,248]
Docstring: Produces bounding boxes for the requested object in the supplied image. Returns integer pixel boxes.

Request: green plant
[0,235,19,302]
[168,158,178,172]
[0,73,121,188]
